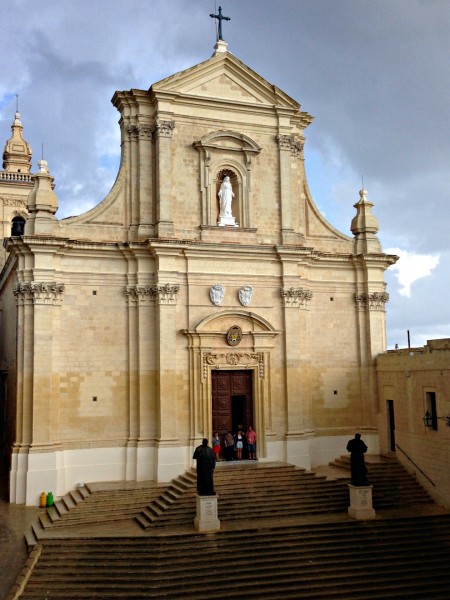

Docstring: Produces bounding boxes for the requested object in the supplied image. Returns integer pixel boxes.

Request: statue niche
[193,130,261,229]
[216,170,239,227]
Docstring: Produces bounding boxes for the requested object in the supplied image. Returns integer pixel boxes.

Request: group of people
[192,426,257,496]
[212,426,257,462]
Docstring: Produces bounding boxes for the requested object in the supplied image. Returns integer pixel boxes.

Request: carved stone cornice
[126,283,180,305]
[281,287,313,309]
[152,120,175,139]
[203,352,264,380]
[13,281,65,305]
[355,292,389,311]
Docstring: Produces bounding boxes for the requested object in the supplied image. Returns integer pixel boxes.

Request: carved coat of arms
[210,284,225,306]
[238,285,253,306]
[226,326,242,347]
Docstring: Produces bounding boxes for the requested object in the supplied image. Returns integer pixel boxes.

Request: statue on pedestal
[346,433,369,486]
[218,176,234,218]
[217,175,238,226]
[193,439,216,496]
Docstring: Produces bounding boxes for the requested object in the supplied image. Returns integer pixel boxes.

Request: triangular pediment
[152,51,301,110]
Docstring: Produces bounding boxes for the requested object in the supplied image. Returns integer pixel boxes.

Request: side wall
[377,341,450,507]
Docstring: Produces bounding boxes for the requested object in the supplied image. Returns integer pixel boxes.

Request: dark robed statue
[193,438,216,496]
[346,433,369,486]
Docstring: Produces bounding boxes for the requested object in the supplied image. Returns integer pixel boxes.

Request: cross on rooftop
[210,6,230,41]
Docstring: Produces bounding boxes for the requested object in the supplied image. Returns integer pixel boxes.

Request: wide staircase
[10,457,450,599]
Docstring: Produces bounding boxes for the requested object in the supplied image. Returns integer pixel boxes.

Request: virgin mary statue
[218,176,234,218]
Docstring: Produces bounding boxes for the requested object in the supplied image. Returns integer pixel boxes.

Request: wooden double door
[212,370,253,436]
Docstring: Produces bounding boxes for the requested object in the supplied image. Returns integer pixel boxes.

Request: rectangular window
[426,391,438,431]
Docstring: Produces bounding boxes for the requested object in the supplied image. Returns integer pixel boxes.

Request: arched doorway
[183,309,279,460]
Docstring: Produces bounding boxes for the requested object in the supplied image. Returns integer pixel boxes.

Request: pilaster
[13,281,64,446]
[127,124,140,231]
[124,279,158,480]
[276,134,293,240]
[354,254,395,428]
[154,119,175,237]
[281,286,313,438]
[137,124,154,237]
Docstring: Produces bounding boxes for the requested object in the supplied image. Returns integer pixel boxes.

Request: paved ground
[0,461,39,599]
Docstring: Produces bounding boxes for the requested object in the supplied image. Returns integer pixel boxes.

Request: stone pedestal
[218,215,238,227]
[194,494,220,533]
[347,484,376,520]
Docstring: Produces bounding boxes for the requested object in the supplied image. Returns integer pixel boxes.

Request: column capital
[152,119,175,139]
[125,283,180,305]
[355,291,389,311]
[13,281,65,305]
[276,134,292,151]
[276,134,304,158]
[281,287,313,309]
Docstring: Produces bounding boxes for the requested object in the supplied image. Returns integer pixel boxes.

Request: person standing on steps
[193,439,216,496]
[235,429,244,460]
[346,433,369,486]
[246,426,257,460]
[224,431,235,461]
[212,432,221,461]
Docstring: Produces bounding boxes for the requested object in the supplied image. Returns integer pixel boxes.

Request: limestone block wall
[58,276,130,444]
[377,340,450,507]
[0,268,18,454]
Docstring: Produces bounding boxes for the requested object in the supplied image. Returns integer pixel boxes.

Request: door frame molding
[182,310,279,457]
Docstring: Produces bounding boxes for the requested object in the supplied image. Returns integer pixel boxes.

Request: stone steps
[137,465,349,528]
[17,514,450,599]
[29,476,193,538]
[137,460,433,528]
[331,455,432,504]
[27,458,433,541]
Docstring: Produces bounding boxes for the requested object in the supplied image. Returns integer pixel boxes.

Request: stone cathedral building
[0,39,396,504]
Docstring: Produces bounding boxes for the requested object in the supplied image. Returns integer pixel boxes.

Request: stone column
[153,119,175,238]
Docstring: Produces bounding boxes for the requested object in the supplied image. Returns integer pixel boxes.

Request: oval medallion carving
[226,325,242,347]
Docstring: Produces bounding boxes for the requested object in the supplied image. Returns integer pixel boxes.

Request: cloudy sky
[1,0,448,349]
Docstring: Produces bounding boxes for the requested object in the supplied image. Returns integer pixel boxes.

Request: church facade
[0,40,396,504]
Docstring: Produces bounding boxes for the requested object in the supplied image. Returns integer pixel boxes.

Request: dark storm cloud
[0,0,448,346]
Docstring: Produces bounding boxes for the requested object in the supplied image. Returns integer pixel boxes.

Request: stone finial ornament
[351,188,381,254]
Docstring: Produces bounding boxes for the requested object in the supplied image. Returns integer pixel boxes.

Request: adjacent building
[377,338,450,506]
